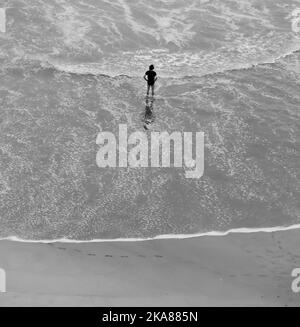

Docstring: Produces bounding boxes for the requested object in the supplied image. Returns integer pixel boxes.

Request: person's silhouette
[144,64,157,96]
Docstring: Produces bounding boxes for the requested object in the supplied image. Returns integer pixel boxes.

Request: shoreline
[0,228,300,306]
[1,223,300,244]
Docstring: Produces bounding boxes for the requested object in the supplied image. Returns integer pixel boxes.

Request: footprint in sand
[266,249,275,254]
[242,273,252,277]
[255,254,264,259]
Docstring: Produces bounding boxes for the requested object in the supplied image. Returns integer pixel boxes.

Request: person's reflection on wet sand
[144,97,155,130]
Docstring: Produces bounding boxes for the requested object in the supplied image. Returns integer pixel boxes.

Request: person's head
[149,64,154,71]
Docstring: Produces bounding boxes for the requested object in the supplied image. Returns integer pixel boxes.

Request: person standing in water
[144,64,157,96]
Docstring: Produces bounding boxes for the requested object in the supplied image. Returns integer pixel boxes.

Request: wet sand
[0,228,299,306]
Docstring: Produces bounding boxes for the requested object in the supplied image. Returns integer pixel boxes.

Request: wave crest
[3,47,300,80]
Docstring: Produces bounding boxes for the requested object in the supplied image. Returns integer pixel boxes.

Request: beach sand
[0,228,299,307]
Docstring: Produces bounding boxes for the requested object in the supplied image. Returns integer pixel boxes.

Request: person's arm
[144,73,148,81]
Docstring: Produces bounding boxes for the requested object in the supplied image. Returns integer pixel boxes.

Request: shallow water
[0,0,299,240]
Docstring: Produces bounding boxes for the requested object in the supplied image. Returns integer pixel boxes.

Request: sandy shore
[0,229,299,306]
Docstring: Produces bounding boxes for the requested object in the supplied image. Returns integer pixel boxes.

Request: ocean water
[0,0,299,240]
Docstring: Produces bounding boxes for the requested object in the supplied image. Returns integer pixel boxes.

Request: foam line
[1,224,300,244]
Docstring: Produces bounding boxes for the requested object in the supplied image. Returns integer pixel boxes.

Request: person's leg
[147,84,150,95]
[151,84,155,96]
